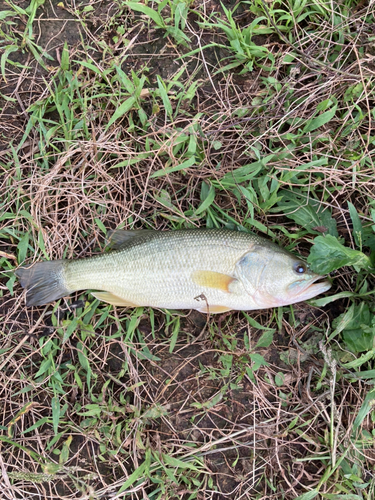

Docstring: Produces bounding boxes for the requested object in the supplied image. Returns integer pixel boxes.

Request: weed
[197,3,274,74]
[0,0,53,80]
[126,0,192,47]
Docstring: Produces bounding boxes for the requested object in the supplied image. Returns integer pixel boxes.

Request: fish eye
[293,262,307,274]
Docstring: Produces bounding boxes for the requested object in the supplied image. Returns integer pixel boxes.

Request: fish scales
[64,229,256,309]
[15,229,331,311]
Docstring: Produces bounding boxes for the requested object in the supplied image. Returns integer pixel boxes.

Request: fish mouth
[288,275,332,302]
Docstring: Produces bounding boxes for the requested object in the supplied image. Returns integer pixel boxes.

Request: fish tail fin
[15,260,70,306]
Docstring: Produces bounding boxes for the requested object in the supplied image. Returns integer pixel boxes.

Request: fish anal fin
[192,270,235,292]
[91,291,138,307]
[198,304,232,314]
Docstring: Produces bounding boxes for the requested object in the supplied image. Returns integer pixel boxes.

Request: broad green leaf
[275,372,284,386]
[332,302,375,353]
[22,417,49,434]
[137,346,161,362]
[51,396,60,434]
[310,291,356,307]
[62,318,78,344]
[303,101,337,133]
[255,330,274,348]
[0,11,15,19]
[76,342,90,372]
[244,218,277,238]
[115,66,135,94]
[73,59,109,77]
[307,235,372,274]
[0,436,42,462]
[165,26,190,46]
[60,42,69,71]
[126,2,165,28]
[59,435,72,464]
[34,358,52,378]
[352,389,375,434]
[151,156,196,178]
[344,369,375,380]
[37,230,48,259]
[187,133,197,157]
[95,218,107,235]
[154,189,174,208]
[106,96,136,129]
[283,53,296,63]
[163,453,200,470]
[156,75,172,118]
[195,183,215,215]
[347,202,363,249]
[343,83,364,103]
[0,212,21,222]
[278,193,338,236]
[184,80,199,101]
[342,347,375,369]
[169,317,180,353]
[1,45,19,82]
[323,495,363,500]
[342,323,375,354]
[238,184,257,219]
[25,0,46,17]
[293,491,319,500]
[328,303,355,341]
[220,161,264,186]
[6,274,16,295]
[249,353,268,370]
[17,232,29,264]
[242,312,276,332]
[118,461,147,492]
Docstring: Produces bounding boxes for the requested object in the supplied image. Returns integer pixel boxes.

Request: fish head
[236,244,331,308]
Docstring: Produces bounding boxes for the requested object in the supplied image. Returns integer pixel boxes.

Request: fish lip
[251,276,331,309]
[289,275,332,301]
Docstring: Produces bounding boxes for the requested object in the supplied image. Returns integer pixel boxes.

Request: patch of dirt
[135,317,333,498]
[0,0,122,150]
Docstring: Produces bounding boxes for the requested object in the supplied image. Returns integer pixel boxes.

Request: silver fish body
[15,229,331,312]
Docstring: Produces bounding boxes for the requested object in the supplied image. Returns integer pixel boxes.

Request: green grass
[1,0,375,498]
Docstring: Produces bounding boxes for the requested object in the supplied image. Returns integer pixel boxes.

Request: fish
[15,228,331,313]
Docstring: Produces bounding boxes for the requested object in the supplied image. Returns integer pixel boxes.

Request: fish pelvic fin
[198,304,232,314]
[191,270,235,292]
[91,291,139,307]
[15,260,70,306]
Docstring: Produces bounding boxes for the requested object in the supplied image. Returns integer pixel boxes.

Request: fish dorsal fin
[107,229,154,250]
[191,270,235,292]
[91,291,139,307]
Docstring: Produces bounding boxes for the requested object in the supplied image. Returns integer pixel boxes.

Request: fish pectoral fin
[91,291,138,307]
[192,270,235,292]
[198,304,232,314]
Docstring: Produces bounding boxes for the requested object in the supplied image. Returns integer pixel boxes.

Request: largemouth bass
[15,229,331,312]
